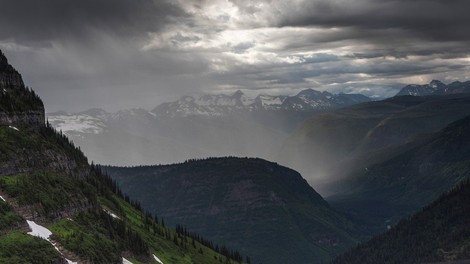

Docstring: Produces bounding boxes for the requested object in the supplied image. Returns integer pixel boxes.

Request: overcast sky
[1,0,470,112]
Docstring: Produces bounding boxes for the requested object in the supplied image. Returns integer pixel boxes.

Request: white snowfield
[153,254,164,264]
[121,254,164,264]
[27,220,52,239]
[103,208,120,219]
[47,114,106,134]
[122,257,134,264]
[257,94,284,106]
[65,258,78,264]
[8,125,19,131]
[26,220,77,264]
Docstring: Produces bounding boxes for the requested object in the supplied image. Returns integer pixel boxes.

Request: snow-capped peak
[48,89,370,129]
[430,80,445,89]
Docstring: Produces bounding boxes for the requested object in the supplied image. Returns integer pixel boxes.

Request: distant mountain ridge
[49,88,370,121]
[151,89,370,117]
[395,79,470,97]
[46,79,470,167]
[280,93,470,190]
[47,88,370,134]
[46,89,370,166]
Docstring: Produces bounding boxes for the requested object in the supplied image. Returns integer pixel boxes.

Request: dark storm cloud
[278,0,470,42]
[1,0,470,111]
[0,0,185,45]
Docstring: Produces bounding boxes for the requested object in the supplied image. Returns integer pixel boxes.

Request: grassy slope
[0,126,244,264]
[0,231,62,264]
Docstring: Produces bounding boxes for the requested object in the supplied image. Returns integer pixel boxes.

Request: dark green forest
[331,179,470,264]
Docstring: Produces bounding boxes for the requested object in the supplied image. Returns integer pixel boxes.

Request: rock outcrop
[0,50,45,127]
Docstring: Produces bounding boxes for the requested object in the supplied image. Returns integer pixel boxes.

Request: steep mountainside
[0,50,244,264]
[328,114,470,235]
[280,94,470,190]
[105,157,361,264]
[331,179,470,264]
[395,79,470,96]
[47,90,369,166]
[0,51,44,126]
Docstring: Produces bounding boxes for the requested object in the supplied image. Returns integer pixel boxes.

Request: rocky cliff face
[0,50,81,177]
[0,110,45,127]
[0,50,45,127]
[0,52,25,90]
[0,141,88,178]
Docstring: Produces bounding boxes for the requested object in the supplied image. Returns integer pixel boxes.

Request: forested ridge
[331,179,470,264]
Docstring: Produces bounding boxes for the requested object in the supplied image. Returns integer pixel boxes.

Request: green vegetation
[331,179,470,264]
[101,192,247,264]
[0,172,93,217]
[0,125,246,263]
[50,216,121,263]
[0,116,246,264]
[0,123,88,166]
[0,232,62,264]
[0,201,23,232]
[0,49,247,263]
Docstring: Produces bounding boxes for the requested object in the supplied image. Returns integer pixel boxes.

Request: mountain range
[104,111,470,263]
[395,79,470,97]
[47,79,470,168]
[47,89,369,166]
[2,47,470,264]
[147,89,370,117]
[280,93,470,191]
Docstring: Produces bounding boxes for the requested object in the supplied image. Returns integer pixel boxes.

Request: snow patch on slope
[65,258,78,264]
[27,220,52,239]
[103,208,120,219]
[122,257,134,264]
[153,254,164,264]
[26,220,77,264]
[8,126,19,131]
[257,95,284,106]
